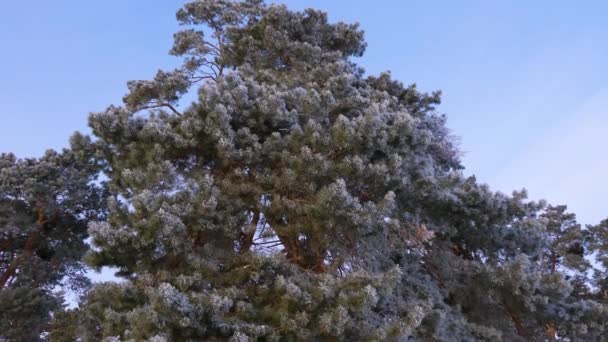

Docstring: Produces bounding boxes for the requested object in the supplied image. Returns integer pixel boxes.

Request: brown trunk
[0,209,46,289]
[551,252,557,274]
[276,233,327,273]
[265,214,328,273]
[0,258,18,289]
[503,301,528,338]
[238,211,259,254]
[545,322,557,342]
[276,233,298,263]
[0,238,11,251]
[451,243,474,260]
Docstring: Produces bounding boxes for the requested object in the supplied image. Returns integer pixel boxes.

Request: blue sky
[1,0,607,225]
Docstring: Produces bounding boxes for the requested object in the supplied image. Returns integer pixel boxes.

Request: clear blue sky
[1,0,607,225]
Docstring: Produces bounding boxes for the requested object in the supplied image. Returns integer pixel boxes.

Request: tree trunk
[0,209,46,289]
[275,233,327,273]
[545,322,557,342]
[503,301,528,338]
[239,211,259,253]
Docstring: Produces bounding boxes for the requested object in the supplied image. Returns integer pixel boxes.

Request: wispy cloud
[493,89,608,225]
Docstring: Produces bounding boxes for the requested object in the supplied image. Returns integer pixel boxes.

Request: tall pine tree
[68,1,608,340]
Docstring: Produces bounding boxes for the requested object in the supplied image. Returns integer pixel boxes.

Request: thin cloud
[493,88,608,225]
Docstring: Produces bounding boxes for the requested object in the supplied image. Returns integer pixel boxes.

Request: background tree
[540,205,589,275]
[589,219,608,300]
[76,0,608,340]
[0,134,106,341]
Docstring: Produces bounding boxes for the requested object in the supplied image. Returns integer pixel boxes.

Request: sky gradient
[1,0,607,226]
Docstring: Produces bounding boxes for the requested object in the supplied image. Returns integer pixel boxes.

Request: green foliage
[0,135,106,341]
[39,0,608,341]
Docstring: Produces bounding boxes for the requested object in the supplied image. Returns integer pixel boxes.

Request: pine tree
[589,219,608,299]
[0,134,106,341]
[75,1,608,340]
[540,205,589,275]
